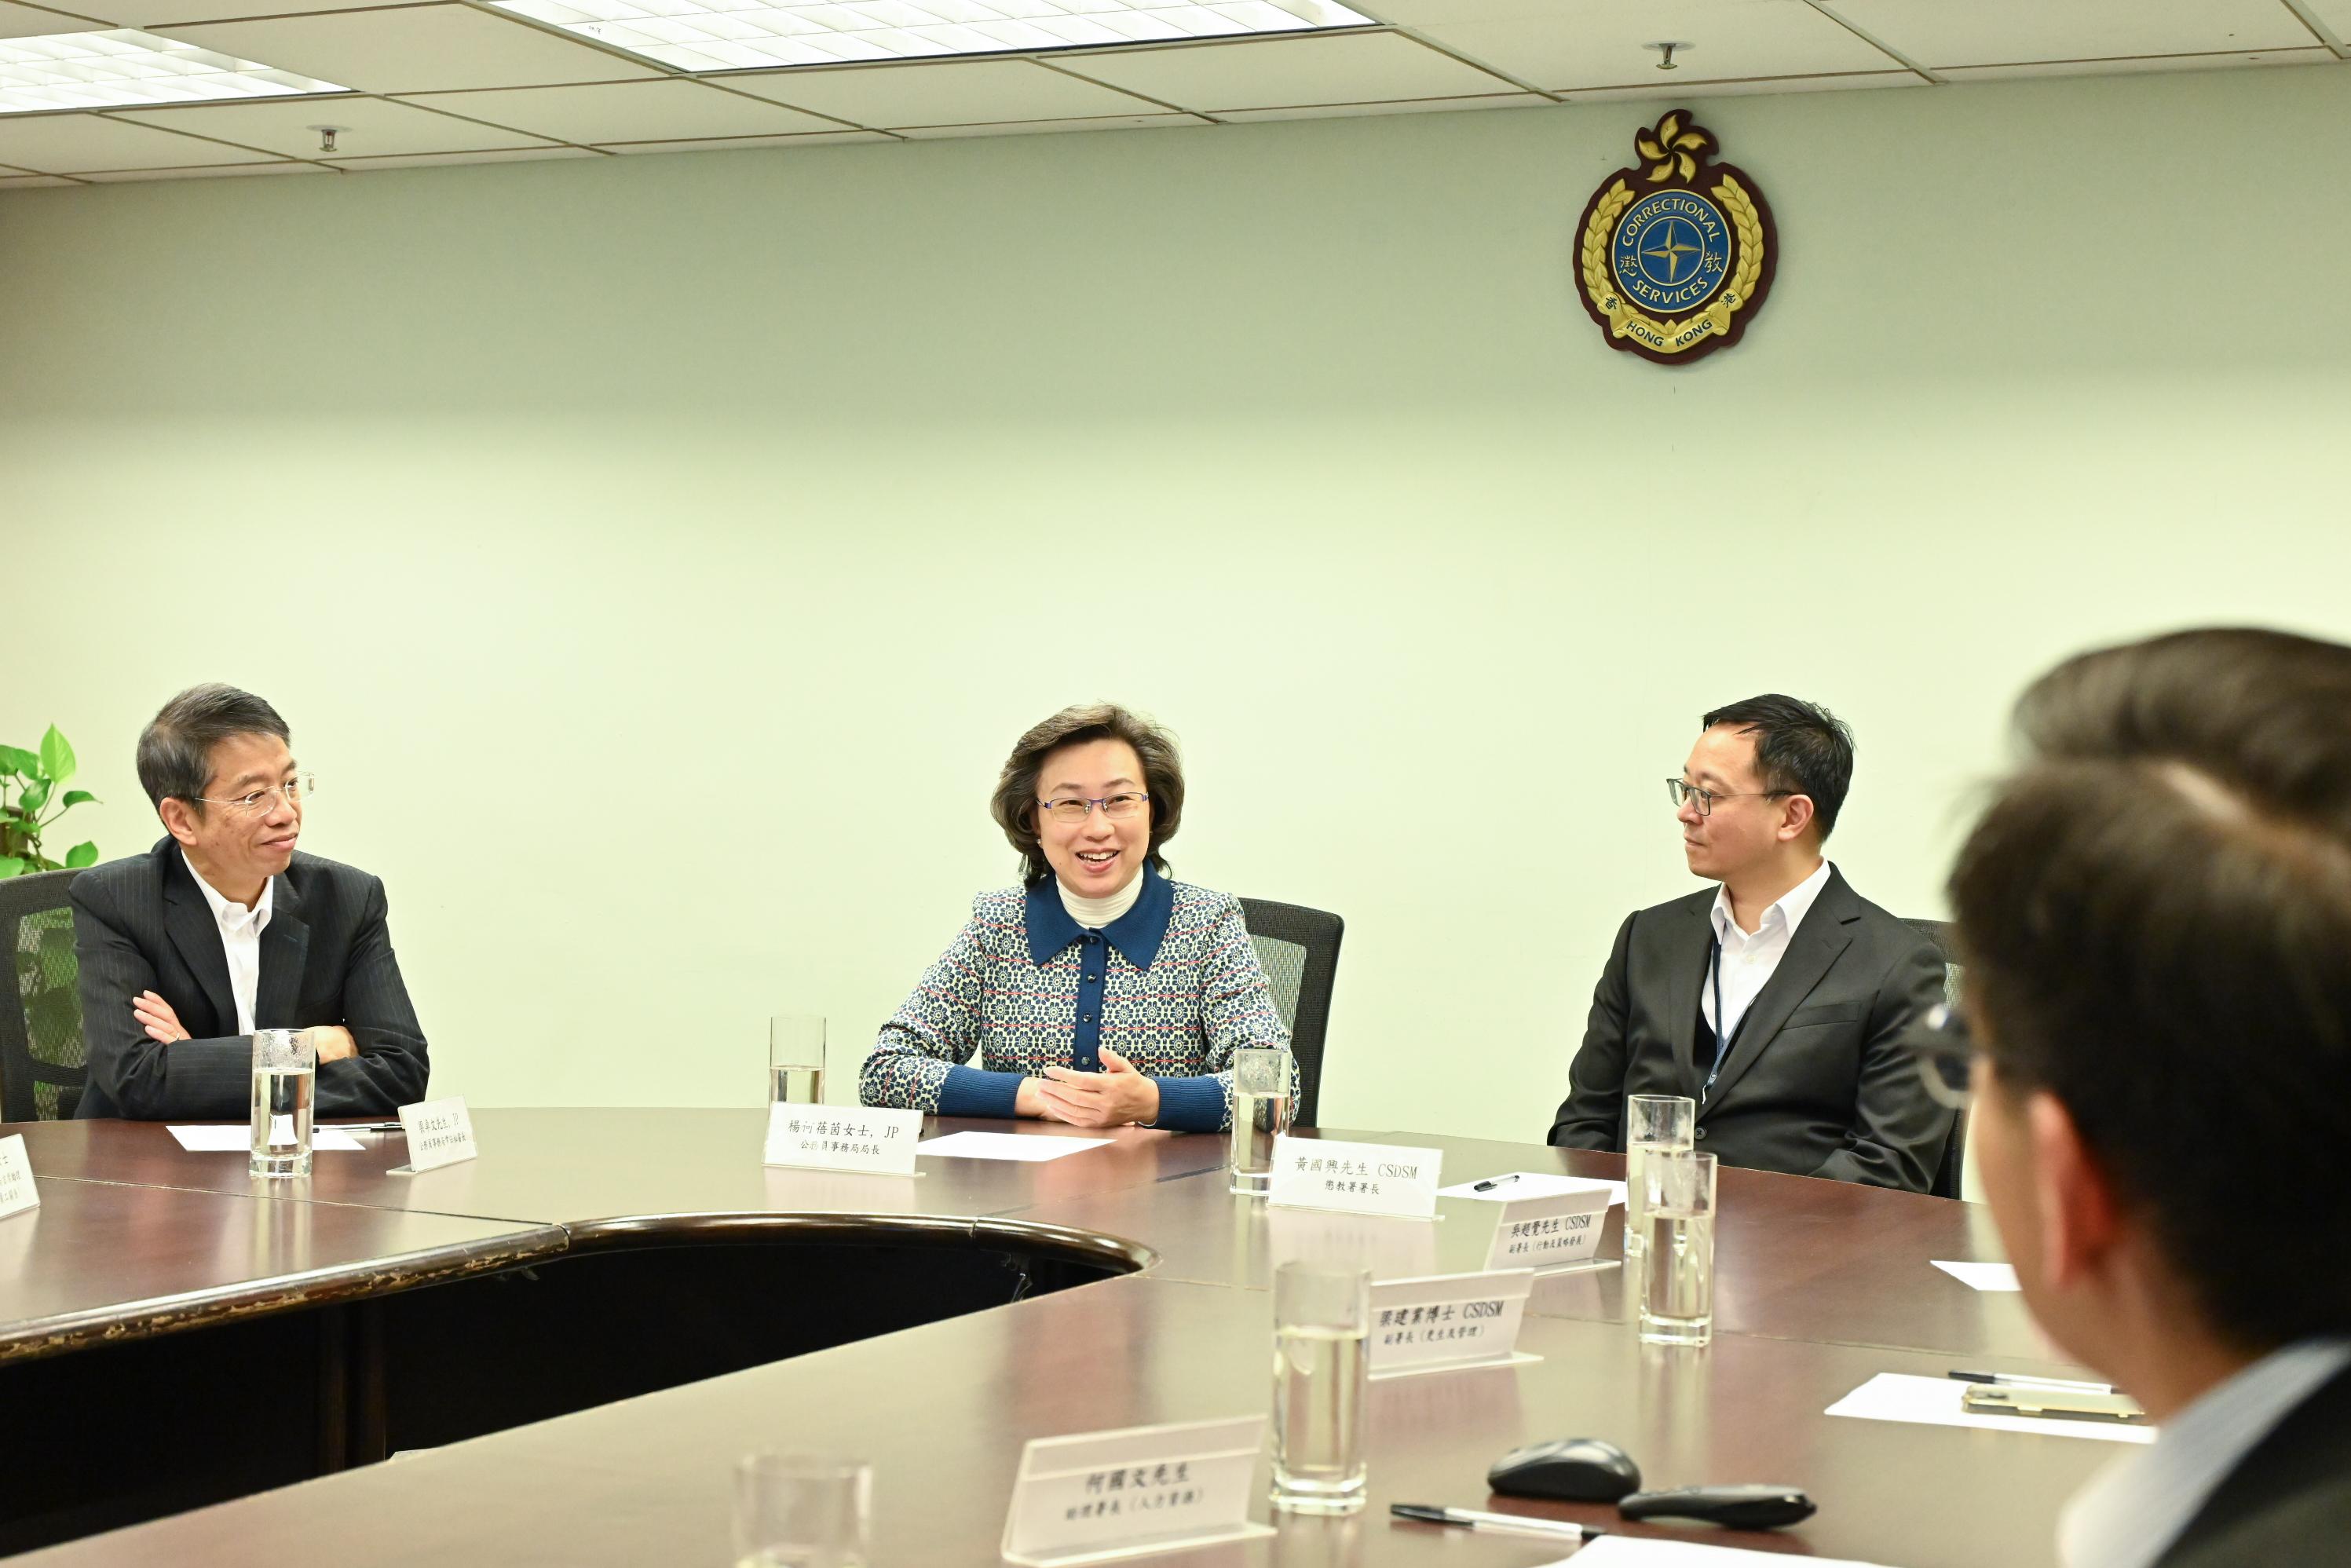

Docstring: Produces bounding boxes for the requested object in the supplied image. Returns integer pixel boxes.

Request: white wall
[3,63,2346,1136]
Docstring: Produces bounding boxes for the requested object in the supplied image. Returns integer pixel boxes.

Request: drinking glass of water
[249,1028,316,1179]
[1637,1149,1717,1347]
[733,1453,871,1568]
[770,1015,827,1105]
[1622,1093,1695,1259]
[1228,1047,1293,1197]
[1270,1262,1370,1516]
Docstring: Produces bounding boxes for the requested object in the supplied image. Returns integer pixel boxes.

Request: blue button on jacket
[859,865,1293,1133]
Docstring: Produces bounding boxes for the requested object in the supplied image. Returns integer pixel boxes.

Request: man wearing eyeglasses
[1933,630,2351,1567]
[70,683,429,1120]
[1548,695,1953,1191]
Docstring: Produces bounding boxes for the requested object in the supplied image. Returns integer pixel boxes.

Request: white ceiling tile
[895,111,1206,137]
[116,95,559,158]
[1215,90,1547,120]
[395,80,839,144]
[153,5,661,95]
[1568,68,1920,102]
[1062,32,1516,111]
[0,109,278,171]
[2305,1,2351,39]
[0,2,93,40]
[1828,0,2314,69]
[1940,48,2335,82]
[0,170,78,185]
[77,0,422,24]
[722,59,1160,128]
[324,145,598,170]
[597,129,890,152]
[1410,1,1901,93]
[79,157,321,178]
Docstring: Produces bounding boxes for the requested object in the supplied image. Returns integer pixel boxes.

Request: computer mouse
[1486,1437,1643,1503]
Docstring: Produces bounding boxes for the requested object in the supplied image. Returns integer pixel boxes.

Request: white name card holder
[0,1135,38,1220]
[390,1097,478,1175]
[763,1104,924,1176]
[1000,1415,1272,1568]
[1483,1187,1616,1275]
[1266,1135,1442,1220]
[1368,1269,1538,1380]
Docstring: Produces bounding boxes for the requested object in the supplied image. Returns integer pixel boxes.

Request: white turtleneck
[1058,868,1144,930]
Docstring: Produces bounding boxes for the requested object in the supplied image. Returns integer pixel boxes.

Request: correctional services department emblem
[1574,110,1776,364]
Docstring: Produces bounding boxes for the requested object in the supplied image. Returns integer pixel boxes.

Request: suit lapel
[1667,902,1713,1101]
[1703,871,1859,1110]
[254,869,307,1029]
[160,847,237,1036]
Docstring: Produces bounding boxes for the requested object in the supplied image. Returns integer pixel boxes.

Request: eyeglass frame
[1033,791,1150,824]
[190,772,317,817]
[1665,777,1797,818]
[1898,1003,1981,1109]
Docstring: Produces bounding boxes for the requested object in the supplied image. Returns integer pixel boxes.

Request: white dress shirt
[2060,1338,2351,1568]
[182,849,274,1036]
[1702,857,1834,1049]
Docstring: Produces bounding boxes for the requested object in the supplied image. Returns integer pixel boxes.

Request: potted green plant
[0,726,98,879]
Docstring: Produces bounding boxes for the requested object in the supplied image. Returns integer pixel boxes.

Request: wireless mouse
[1486,1437,1643,1503]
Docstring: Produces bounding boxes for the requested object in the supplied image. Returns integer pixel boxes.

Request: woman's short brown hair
[991,704,1185,885]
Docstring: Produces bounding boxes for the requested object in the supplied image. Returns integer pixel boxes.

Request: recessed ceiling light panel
[492,0,1378,73]
[0,30,347,115]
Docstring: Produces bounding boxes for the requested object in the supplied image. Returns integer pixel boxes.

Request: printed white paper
[1267,1135,1442,1219]
[394,1097,477,1173]
[1368,1270,1534,1376]
[765,1104,923,1174]
[1825,1372,2154,1444]
[0,1135,38,1219]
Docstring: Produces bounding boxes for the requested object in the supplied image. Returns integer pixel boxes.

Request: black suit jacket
[71,837,430,1120]
[2159,1361,2351,1566]
[1548,866,1952,1191]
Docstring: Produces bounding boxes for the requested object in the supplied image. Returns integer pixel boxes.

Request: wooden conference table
[0,1111,2104,1566]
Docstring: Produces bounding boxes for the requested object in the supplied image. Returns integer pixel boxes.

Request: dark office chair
[1903,916,1967,1200]
[1238,897,1344,1130]
[1,869,90,1123]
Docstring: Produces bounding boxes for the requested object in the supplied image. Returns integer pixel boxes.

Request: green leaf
[38,726,75,786]
[64,841,97,869]
[0,856,24,879]
[20,780,49,815]
[0,744,34,777]
[61,790,97,809]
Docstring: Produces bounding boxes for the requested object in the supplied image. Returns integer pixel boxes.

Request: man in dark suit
[1550,695,1951,1190]
[1940,629,2351,1566]
[71,684,428,1120]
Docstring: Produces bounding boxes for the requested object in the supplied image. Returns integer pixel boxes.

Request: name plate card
[764,1104,923,1175]
[1483,1187,1612,1273]
[394,1097,478,1175]
[0,1135,37,1220]
[1267,1135,1442,1219]
[999,1415,1272,1568]
[1369,1269,1536,1379]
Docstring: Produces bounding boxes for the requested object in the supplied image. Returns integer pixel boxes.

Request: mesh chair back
[1238,897,1343,1130]
[1,869,89,1122]
[1903,916,1967,1200]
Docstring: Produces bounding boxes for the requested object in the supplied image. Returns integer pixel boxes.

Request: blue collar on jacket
[1024,863,1173,970]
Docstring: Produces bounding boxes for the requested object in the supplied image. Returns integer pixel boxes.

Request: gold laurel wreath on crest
[1580,155,1766,354]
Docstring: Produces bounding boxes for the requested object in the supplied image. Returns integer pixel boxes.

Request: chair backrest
[1237,897,1344,1130]
[1,868,90,1122]
[1903,916,1967,1200]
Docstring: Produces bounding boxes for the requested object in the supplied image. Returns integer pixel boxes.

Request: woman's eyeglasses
[1036,791,1149,824]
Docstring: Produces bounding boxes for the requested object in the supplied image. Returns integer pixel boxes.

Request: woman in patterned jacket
[859,703,1293,1131]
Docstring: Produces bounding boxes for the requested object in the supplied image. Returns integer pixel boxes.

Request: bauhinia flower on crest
[1634,111,1713,183]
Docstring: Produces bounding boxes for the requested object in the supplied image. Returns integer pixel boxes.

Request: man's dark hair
[1949,627,2351,1352]
[1701,694,1856,842]
[136,684,291,817]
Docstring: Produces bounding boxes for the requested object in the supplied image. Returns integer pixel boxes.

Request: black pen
[1948,1369,2115,1394]
[1471,1173,1523,1193]
[1391,1504,1600,1542]
[325,1121,406,1134]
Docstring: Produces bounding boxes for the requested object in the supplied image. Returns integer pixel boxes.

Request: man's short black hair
[1950,627,2351,1352]
[136,684,291,817]
[1700,694,1856,842]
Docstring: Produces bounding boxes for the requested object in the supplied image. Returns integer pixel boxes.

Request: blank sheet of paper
[915,1131,1110,1162]
[1545,1537,1897,1566]
[1932,1259,2021,1291]
[170,1124,365,1153]
[1826,1372,2155,1444]
[1435,1172,1627,1207]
